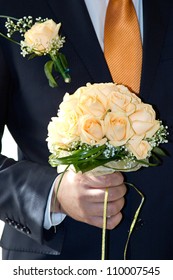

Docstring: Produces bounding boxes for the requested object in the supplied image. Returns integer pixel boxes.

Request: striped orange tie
[104,0,142,94]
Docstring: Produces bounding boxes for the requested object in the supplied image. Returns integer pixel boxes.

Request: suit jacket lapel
[46,0,112,82]
[140,0,173,99]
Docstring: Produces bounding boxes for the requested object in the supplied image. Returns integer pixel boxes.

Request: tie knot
[107,0,133,10]
[106,0,137,25]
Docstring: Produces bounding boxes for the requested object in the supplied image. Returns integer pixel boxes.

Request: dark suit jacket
[0,0,173,259]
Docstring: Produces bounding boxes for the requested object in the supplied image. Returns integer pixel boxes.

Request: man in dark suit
[0,0,173,260]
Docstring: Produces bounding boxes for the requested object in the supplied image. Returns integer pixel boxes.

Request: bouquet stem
[101,188,109,260]
[101,183,144,260]
[123,183,145,260]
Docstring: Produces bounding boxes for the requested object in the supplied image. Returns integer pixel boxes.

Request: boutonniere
[0,15,71,87]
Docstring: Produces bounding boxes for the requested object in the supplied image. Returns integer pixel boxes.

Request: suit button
[11,220,16,226]
[5,217,12,225]
[23,227,31,235]
[5,217,10,223]
[16,223,22,230]
[26,229,31,235]
[14,223,21,229]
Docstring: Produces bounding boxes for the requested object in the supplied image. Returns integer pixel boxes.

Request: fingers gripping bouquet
[47,82,168,259]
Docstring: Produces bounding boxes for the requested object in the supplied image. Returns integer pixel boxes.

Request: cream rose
[107,89,141,116]
[58,93,82,117]
[127,135,152,160]
[24,19,61,53]
[47,114,79,151]
[116,84,141,103]
[129,103,160,138]
[79,115,106,145]
[77,86,108,119]
[88,82,119,96]
[104,112,134,146]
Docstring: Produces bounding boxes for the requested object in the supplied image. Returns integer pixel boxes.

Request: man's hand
[52,170,126,230]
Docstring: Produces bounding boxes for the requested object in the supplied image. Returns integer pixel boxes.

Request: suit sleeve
[0,46,58,245]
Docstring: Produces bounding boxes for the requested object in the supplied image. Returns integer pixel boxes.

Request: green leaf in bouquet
[73,157,117,173]
[49,145,106,167]
[49,144,134,173]
[136,158,158,167]
[152,146,167,157]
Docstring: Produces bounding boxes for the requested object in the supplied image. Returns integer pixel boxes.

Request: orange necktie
[104,0,142,94]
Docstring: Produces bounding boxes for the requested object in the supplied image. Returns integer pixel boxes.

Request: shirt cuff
[43,177,66,230]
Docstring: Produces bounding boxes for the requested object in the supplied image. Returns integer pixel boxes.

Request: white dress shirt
[84,0,143,50]
[44,0,143,230]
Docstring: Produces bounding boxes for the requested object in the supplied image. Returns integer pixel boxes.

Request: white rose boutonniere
[0,15,71,87]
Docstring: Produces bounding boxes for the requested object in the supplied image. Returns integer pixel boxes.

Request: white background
[0,126,17,258]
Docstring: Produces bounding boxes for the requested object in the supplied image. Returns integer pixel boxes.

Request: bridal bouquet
[47,82,168,259]
[0,15,71,87]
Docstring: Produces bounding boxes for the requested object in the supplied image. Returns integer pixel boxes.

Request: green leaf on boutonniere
[52,53,71,84]
[44,60,58,88]
[28,53,37,60]
[58,53,68,70]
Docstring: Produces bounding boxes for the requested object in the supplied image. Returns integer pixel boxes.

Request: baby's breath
[148,121,169,148]
[5,16,34,37]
